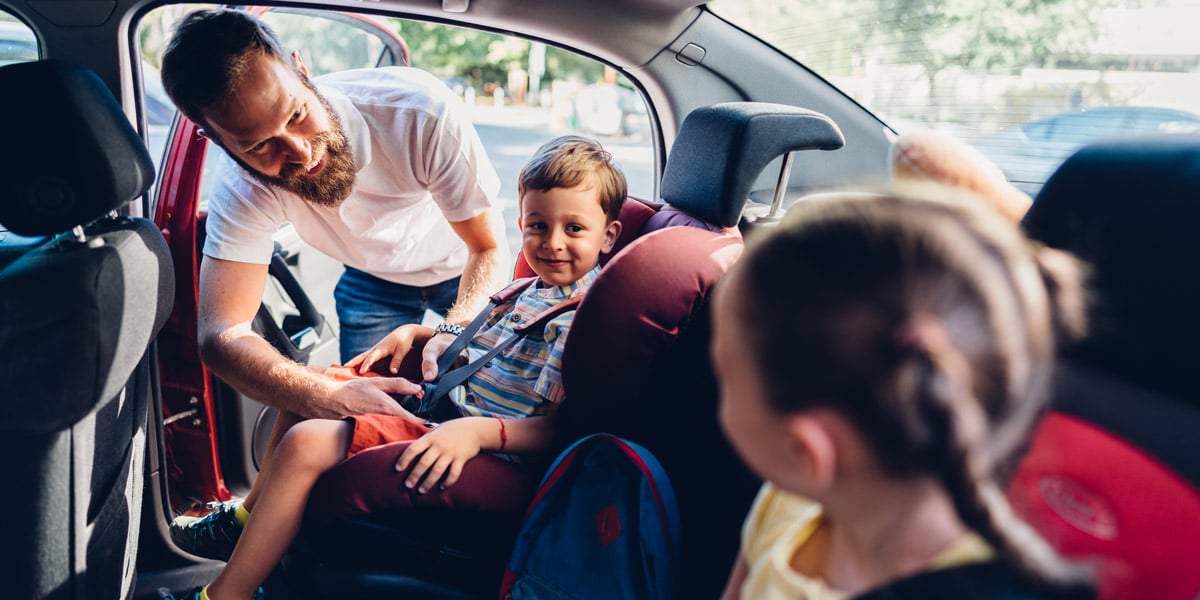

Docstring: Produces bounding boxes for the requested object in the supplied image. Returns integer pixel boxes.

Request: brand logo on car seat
[595,504,621,546]
[1038,475,1118,540]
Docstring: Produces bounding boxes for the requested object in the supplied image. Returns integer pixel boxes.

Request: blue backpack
[499,434,682,600]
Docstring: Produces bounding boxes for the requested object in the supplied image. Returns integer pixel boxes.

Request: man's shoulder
[316,67,457,109]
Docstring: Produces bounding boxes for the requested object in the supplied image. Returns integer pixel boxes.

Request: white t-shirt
[203,67,508,287]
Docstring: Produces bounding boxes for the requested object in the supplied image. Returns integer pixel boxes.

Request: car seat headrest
[556,226,743,440]
[1023,135,1200,403]
[0,60,155,236]
[660,102,844,228]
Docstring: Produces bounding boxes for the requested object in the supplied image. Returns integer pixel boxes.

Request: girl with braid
[715,191,1094,599]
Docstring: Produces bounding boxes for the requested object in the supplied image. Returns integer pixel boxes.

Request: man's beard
[232,91,357,207]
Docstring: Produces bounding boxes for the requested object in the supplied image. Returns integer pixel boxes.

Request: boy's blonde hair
[519,136,627,223]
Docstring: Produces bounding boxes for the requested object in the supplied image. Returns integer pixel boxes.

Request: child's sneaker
[155,586,264,599]
[169,500,244,561]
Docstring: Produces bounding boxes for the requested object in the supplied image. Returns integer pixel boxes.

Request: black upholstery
[1022,135,1200,480]
[0,60,173,600]
[660,102,844,227]
[1009,135,1200,598]
[0,60,156,237]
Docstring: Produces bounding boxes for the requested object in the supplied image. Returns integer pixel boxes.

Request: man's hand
[395,418,486,493]
[324,376,425,421]
[344,324,431,376]
[420,332,458,381]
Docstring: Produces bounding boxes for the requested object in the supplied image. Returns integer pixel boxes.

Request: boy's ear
[785,413,838,492]
[600,220,622,253]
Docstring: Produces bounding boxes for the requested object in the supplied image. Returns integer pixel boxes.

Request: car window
[0,13,36,68]
[709,0,1200,196]
[139,5,655,256]
[0,12,36,233]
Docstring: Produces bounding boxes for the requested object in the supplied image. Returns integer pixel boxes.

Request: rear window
[709,0,1200,196]
[0,12,37,68]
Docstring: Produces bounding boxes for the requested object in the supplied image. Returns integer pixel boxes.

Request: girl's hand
[396,418,485,493]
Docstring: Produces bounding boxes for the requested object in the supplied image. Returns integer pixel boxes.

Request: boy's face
[519,183,621,287]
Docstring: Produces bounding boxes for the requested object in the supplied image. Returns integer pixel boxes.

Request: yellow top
[739,483,994,600]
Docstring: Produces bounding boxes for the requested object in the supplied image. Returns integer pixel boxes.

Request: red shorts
[345,413,431,458]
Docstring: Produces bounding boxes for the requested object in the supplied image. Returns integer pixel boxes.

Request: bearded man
[162,8,508,431]
[160,8,512,557]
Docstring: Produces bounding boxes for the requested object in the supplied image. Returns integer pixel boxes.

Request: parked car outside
[974,106,1200,195]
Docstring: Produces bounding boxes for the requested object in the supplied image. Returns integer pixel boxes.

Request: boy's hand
[396,418,485,493]
[345,324,426,375]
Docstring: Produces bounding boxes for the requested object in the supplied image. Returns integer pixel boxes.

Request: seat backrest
[0,60,174,600]
[1009,136,1200,600]
[554,102,844,598]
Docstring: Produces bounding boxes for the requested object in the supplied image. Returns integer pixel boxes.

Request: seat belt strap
[423,286,583,418]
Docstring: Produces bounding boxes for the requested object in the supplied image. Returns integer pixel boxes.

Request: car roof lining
[365,0,704,70]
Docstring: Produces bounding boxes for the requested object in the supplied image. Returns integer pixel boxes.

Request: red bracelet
[495,416,507,451]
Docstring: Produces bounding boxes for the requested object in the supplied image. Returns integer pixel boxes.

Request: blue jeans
[334,266,460,362]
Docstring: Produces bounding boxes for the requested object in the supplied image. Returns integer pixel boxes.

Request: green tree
[866,0,1111,120]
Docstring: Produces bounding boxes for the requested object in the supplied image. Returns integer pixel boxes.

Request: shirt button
[511,314,523,322]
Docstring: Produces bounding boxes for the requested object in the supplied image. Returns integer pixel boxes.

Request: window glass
[138,5,654,255]
[0,11,37,68]
[710,0,1200,196]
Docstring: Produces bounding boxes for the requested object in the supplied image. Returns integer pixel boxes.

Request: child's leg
[242,409,306,512]
[205,418,353,599]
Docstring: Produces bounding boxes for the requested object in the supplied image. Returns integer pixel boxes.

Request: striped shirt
[448,266,599,421]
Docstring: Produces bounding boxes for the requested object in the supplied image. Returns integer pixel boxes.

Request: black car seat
[1007,136,1200,600]
[287,102,844,599]
[0,60,174,600]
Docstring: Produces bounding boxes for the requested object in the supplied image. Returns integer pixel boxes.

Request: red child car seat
[289,103,844,599]
[1008,136,1200,600]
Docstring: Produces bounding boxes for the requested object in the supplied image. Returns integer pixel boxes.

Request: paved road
[471,104,656,254]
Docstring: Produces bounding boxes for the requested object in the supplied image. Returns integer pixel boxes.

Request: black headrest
[1023,135,1200,403]
[0,60,155,236]
[660,102,844,227]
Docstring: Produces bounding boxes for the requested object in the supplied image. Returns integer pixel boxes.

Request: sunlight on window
[710,0,1200,194]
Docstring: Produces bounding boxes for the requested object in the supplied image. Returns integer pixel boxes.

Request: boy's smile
[519,183,621,287]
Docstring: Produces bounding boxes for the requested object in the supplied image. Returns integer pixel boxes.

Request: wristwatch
[434,322,465,337]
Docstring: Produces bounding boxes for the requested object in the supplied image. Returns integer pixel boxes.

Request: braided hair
[727,189,1088,587]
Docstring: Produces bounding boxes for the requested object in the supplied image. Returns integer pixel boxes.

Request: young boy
[168,135,626,600]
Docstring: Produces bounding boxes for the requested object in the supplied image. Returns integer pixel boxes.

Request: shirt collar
[534,266,602,300]
[316,84,372,174]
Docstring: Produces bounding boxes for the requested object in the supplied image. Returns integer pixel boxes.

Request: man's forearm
[200,325,338,419]
[444,247,505,324]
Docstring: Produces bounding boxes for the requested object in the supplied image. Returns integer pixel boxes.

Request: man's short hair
[519,135,628,223]
[160,9,293,127]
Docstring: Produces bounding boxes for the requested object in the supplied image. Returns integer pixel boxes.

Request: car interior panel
[3,1,1198,598]
[1008,136,1200,600]
[642,10,896,192]
[0,60,173,600]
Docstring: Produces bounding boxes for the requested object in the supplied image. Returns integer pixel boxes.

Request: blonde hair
[519,136,627,222]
